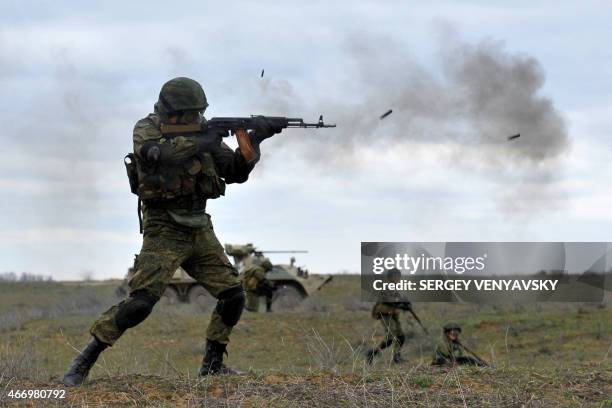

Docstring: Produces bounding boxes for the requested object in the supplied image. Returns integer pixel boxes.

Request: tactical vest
[125,138,226,202]
[136,152,225,201]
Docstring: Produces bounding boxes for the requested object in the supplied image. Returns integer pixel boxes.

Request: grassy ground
[0,276,610,407]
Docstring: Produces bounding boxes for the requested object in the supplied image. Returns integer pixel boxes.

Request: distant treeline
[0,272,53,282]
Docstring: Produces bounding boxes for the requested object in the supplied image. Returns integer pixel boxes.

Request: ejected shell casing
[380,109,393,120]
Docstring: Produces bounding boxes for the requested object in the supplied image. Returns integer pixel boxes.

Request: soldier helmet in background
[157,77,208,114]
[225,243,256,258]
[443,322,462,332]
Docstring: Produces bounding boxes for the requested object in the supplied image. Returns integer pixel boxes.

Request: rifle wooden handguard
[236,129,258,163]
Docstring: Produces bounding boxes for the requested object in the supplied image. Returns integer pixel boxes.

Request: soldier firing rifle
[63,77,335,386]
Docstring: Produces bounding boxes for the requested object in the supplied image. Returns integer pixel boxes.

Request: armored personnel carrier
[117,243,332,310]
[225,243,332,309]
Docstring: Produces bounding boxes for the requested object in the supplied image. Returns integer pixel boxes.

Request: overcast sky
[1,1,611,280]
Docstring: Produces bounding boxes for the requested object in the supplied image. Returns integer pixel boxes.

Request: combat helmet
[443,322,462,332]
[225,243,256,258]
[158,77,208,114]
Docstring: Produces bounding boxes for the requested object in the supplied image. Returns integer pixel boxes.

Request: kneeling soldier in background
[432,322,488,367]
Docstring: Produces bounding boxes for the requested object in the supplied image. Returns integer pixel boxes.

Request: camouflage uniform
[365,268,412,364]
[63,77,282,386]
[90,111,251,346]
[241,258,274,312]
[431,322,484,366]
[432,338,467,365]
[367,301,406,362]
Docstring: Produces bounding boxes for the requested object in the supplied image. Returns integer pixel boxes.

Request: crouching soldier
[241,257,275,313]
[432,322,487,367]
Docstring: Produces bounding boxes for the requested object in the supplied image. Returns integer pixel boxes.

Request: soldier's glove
[145,145,161,162]
[140,142,167,162]
[249,117,283,148]
[197,128,225,153]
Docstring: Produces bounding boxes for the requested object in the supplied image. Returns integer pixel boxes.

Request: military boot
[199,340,243,376]
[62,337,108,386]
[365,348,379,365]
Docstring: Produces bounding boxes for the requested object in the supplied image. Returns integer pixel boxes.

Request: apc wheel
[188,285,215,311]
[160,286,179,305]
[273,285,306,311]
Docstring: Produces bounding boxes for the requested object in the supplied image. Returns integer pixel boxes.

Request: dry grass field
[0,276,610,407]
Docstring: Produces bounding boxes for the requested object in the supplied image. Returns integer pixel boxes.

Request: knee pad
[379,337,394,350]
[115,291,158,331]
[215,286,245,327]
[397,334,406,346]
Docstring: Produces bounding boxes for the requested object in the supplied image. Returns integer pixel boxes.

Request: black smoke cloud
[251,33,570,214]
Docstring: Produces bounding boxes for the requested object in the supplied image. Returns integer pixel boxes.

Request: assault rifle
[455,340,489,367]
[161,115,336,163]
[396,301,429,335]
[208,115,336,131]
[160,115,336,135]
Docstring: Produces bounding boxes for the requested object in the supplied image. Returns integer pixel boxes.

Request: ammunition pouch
[136,157,197,200]
[135,152,225,201]
[196,153,226,199]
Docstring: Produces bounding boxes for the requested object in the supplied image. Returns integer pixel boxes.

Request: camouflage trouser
[380,314,404,355]
[90,210,241,346]
[244,286,274,312]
